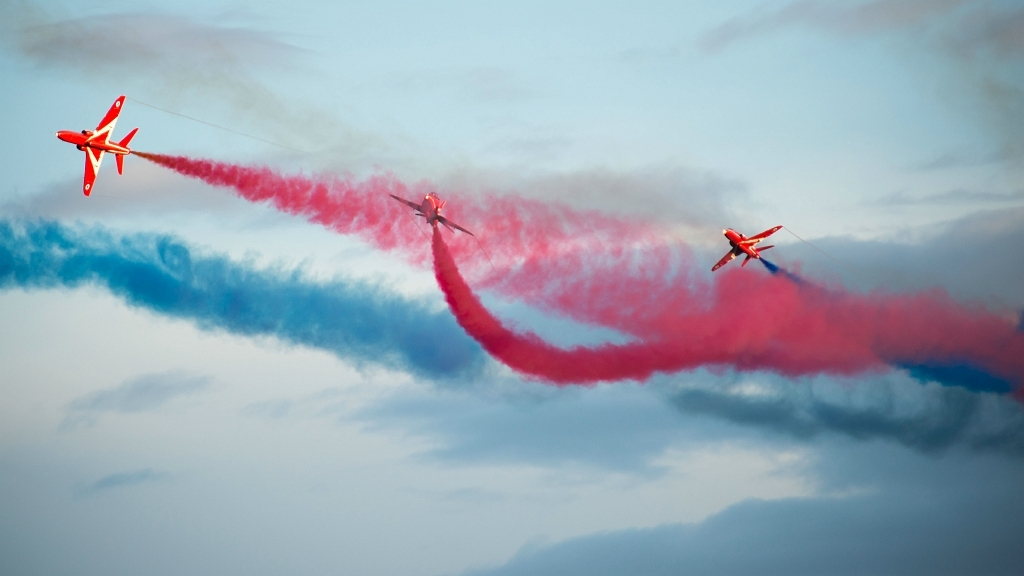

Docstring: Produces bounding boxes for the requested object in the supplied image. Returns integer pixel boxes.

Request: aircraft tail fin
[114,128,138,175]
[118,128,138,149]
[741,254,753,267]
[759,245,774,252]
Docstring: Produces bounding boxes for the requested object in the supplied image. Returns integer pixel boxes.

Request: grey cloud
[943,6,1024,160]
[0,4,299,101]
[668,374,1024,456]
[356,367,1024,479]
[359,380,701,474]
[63,371,210,429]
[462,447,1024,576]
[699,0,973,53]
[774,205,1024,306]
[876,187,1024,205]
[77,469,167,496]
[2,162,273,220]
[910,150,1004,170]
[463,493,1024,576]
[0,2,385,159]
[437,163,745,233]
[946,3,1024,58]
[13,13,302,75]
[699,0,1024,161]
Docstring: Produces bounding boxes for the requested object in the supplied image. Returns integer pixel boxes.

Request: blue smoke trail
[0,219,483,378]
[758,257,1016,393]
[902,364,1013,394]
[759,257,802,284]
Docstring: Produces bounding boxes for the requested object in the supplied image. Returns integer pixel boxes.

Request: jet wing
[95,96,125,132]
[390,194,424,212]
[711,248,739,272]
[86,95,126,146]
[743,225,783,243]
[437,215,475,236]
[83,146,104,196]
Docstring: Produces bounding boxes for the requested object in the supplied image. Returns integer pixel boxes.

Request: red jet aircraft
[711,225,783,272]
[391,192,475,236]
[56,95,138,196]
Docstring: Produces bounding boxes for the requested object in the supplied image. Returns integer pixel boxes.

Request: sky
[2,0,1024,575]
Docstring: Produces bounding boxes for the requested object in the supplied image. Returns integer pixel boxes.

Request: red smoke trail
[432,225,708,384]
[136,151,694,339]
[134,152,670,284]
[433,226,1024,387]
[139,153,1024,389]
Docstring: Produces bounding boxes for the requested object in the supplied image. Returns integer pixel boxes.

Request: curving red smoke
[137,152,1024,389]
[431,225,715,384]
[432,225,1024,386]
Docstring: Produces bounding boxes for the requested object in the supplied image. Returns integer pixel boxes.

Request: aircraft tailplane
[115,128,137,175]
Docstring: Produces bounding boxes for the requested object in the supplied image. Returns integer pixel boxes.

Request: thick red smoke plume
[134,152,669,285]
[139,153,1024,388]
[432,226,695,383]
[135,153,704,341]
[432,225,1024,386]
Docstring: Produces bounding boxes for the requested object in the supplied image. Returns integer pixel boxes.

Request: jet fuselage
[390,192,474,236]
[415,193,448,227]
[56,130,132,156]
[723,228,760,259]
[711,225,783,272]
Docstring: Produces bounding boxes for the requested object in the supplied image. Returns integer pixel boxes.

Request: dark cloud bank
[354,371,1024,483]
[461,479,1024,576]
[457,442,1024,576]
[669,375,1024,456]
[776,206,1024,306]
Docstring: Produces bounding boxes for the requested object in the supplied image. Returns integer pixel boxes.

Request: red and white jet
[391,192,475,236]
[56,95,138,196]
[711,225,783,272]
